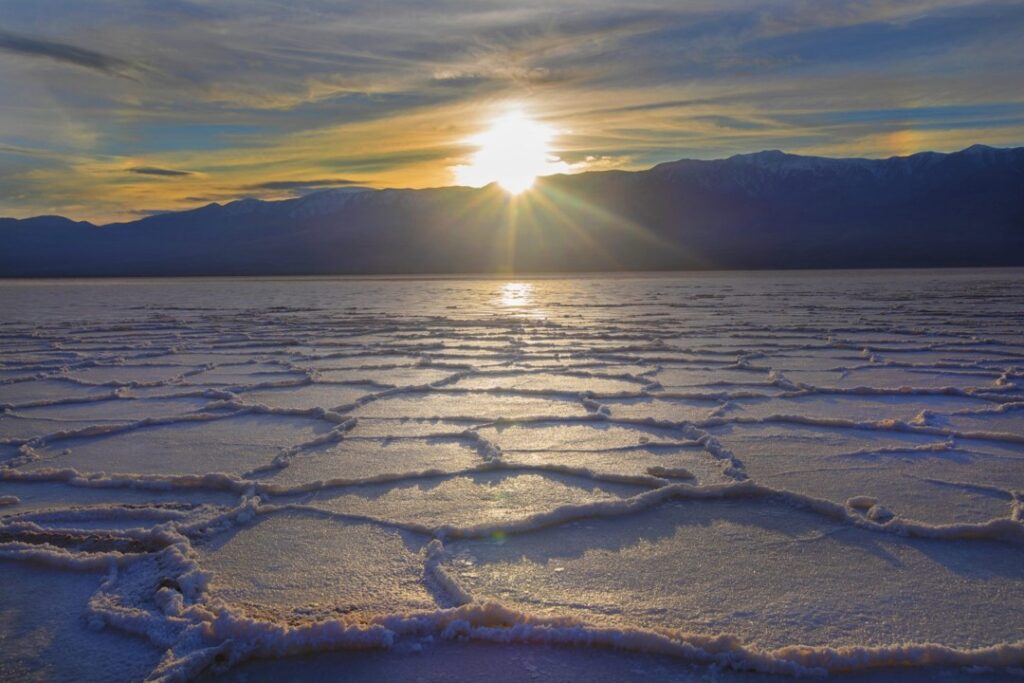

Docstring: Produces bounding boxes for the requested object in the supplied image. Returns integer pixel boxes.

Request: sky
[1,0,1023,223]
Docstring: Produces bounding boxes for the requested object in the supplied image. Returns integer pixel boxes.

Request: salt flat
[1,270,1022,682]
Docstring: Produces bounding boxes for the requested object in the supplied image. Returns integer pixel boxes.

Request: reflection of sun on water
[500,282,532,307]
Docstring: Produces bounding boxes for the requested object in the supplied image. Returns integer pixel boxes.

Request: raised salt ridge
[1,270,1022,682]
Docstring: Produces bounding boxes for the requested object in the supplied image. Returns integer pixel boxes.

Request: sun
[453,110,565,194]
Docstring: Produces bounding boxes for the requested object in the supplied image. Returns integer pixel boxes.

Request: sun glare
[454,110,563,194]
[499,282,532,307]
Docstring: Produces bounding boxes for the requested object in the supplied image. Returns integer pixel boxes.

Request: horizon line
[3,142,1021,226]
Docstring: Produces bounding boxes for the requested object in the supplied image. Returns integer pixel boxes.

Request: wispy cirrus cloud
[0,28,146,80]
[244,178,361,191]
[128,166,193,177]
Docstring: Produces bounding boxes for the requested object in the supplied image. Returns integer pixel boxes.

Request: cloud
[244,178,362,191]
[0,29,143,80]
[183,195,226,203]
[128,166,193,177]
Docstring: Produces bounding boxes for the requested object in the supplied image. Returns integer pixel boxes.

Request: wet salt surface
[1,269,1023,682]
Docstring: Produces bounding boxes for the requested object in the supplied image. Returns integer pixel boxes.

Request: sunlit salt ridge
[1,270,1023,682]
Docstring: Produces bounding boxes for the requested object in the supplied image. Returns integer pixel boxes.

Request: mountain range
[2,144,1022,276]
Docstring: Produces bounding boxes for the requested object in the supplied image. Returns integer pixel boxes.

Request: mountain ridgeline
[2,145,1022,276]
